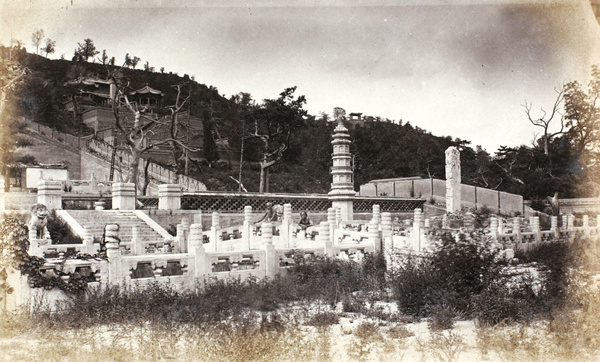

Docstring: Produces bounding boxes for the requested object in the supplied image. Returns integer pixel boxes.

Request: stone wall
[359,178,523,215]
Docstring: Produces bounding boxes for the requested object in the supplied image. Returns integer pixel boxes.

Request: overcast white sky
[2,0,600,153]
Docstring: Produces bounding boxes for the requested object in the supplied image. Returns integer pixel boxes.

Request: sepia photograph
[1,0,600,360]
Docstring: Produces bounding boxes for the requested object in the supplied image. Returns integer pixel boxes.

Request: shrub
[47,209,83,245]
[306,311,340,327]
[427,303,456,331]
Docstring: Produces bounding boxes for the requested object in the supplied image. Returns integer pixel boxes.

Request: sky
[1,0,600,153]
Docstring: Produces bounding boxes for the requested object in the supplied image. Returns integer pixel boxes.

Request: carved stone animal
[28,203,50,239]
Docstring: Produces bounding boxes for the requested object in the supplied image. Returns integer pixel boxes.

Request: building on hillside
[5,163,69,190]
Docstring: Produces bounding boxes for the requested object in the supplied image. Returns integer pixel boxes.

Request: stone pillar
[513,217,522,245]
[328,119,356,221]
[189,224,206,279]
[105,224,122,285]
[194,211,203,226]
[82,225,94,254]
[112,183,136,210]
[551,216,559,238]
[567,214,574,230]
[319,221,333,257]
[327,207,336,244]
[262,222,277,277]
[369,218,381,254]
[583,215,590,236]
[445,146,461,213]
[411,208,423,251]
[37,179,63,210]
[531,216,541,243]
[498,218,504,235]
[280,203,292,248]
[181,218,190,253]
[176,224,186,253]
[90,172,98,193]
[158,184,182,210]
[208,211,220,252]
[490,217,498,240]
[372,204,381,224]
[242,206,253,250]
[561,215,568,230]
[381,212,393,242]
[132,225,143,255]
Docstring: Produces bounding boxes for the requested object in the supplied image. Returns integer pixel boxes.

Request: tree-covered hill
[3,45,598,202]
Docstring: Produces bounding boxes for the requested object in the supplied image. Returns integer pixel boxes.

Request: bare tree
[244,87,306,192]
[31,29,44,54]
[107,67,197,191]
[523,88,565,156]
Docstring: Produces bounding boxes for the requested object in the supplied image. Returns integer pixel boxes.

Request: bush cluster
[389,231,583,327]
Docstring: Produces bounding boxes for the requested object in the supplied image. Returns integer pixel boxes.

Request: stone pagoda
[329,118,356,220]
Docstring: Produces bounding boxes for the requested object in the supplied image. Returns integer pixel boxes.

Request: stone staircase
[66,210,168,243]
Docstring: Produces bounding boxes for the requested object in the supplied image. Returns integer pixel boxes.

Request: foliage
[46,209,83,245]
[74,38,99,62]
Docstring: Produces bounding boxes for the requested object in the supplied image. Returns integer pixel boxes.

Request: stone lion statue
[28,203,51,239]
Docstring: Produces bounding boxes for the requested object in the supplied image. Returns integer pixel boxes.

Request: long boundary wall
[360,178,523,215]
[23,120,206,193]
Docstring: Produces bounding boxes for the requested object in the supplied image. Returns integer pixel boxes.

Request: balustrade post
[158,184,182,210]
[112,183,136,210]
[242,206,253,250]
[37,179,63,210]
[208,211,220,252]
[381,212,392,248]
[327,207,336,244]
[132,225,143,255]
[583,215,590,236]
[567,214,574,231]
[561,215,568,230]
[369,218,382,254]
[181,218,190,253]
[262,222,277,278]
[280,203,292,248]
[490,217,498,240]
[82,225,94,254]
[335,207,342,228]
[531,216,541,243]
[411,208,423,251]
[513,217,522,246]
[498,218,504,234]
[319,221,333,257]
[189,224,206,279]
[105,224,122,285]
[372,204,381,224]
[551,216,559,239]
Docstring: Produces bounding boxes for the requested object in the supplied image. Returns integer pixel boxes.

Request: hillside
[3,48,595,201]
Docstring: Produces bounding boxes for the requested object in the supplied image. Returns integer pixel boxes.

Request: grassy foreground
[1,230,599,361]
